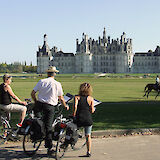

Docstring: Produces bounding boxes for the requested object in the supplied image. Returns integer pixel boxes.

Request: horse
[143,83,160,99]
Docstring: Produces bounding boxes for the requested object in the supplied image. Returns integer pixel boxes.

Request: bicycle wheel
[23,133,42,156]
[0,120,9,145]
[55,133,67,160]
[71,128,86,151]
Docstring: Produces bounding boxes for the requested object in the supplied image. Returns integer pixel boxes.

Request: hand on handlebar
[65,104,69,110]
[22,101,28,106]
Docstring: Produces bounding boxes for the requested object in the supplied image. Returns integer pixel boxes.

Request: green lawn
[1,74,160,130]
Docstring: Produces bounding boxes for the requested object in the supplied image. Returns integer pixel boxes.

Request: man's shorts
[0,103,26,112]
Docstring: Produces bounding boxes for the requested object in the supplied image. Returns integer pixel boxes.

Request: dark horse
[143,83,160,99]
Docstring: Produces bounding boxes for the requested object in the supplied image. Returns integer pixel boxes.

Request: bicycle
[22,102,68,156]
[0,99,33,145]
[54,94,101,160]
[54,117,87,160]
[22,93,95,159]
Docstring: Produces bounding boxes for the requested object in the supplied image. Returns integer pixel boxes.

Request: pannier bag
[52,122,61,141]
[64,122,78,145]
[17,119,33,135]
[30,118,45,141]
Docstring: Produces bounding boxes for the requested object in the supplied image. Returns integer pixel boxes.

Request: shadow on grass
[93,101,160,130]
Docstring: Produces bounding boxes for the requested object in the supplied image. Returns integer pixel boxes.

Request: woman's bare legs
[86,134,91,154]
[19,107,27,124]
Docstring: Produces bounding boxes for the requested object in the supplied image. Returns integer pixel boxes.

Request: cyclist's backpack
[52,122,61,141]
[30,118,45,141]
[65,122,78,145]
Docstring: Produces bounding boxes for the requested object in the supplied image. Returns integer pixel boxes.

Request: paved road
[0,135,160,160]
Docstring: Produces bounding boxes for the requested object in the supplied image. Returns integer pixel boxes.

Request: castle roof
[54,51,74,57]
[134,52,160,56]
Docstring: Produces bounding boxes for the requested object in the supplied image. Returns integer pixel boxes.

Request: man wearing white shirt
[31,66,69,155]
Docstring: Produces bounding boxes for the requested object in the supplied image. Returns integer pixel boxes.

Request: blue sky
[0,0,160,65]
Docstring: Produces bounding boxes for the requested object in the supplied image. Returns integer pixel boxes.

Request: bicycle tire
[23,129,42,156]
[55,133,67,160]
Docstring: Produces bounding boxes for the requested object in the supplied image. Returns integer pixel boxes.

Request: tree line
[0,62,37,73]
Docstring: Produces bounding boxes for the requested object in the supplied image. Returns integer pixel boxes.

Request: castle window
[145,62,147,66]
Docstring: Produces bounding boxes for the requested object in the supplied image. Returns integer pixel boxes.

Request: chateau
[132,46,160,73]
[37,28,133,74]
[37,28,160,74]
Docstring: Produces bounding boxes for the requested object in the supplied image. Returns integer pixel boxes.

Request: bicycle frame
[0,102,34,143]
[0,116,11,129]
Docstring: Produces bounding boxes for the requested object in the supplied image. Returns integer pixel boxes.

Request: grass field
[1,73,160,130]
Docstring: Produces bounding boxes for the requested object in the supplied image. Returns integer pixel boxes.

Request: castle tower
[103,27,107,46]
[84,34,90,53]
[76,39,79,52]
[37,34,51,73]
[120,32,126,44]
[103,27,106,40]
[44,34,47,44]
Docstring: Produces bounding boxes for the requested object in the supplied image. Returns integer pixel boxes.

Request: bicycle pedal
[11,133,17,137]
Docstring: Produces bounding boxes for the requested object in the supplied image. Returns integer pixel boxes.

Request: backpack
[30,118,45,141]
[64,122,78,145]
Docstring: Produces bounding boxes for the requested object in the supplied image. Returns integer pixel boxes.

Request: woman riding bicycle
[0,74,27,128]
[73,82,95,157]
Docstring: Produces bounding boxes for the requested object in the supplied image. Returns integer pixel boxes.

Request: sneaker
[16,123,22,127]
[1,134,7,139]
[86,152,91,157]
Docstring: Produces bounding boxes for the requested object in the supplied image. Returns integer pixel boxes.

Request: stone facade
[132,46,160,73]
[51,50,75,74]
[37,28,134,74]
[76,29,133,73]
